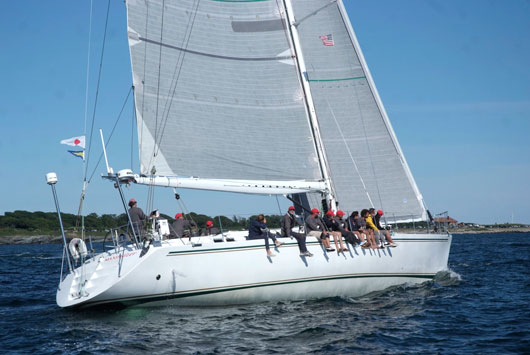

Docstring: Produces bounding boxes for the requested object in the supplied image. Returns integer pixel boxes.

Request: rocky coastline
[0,234,105,245]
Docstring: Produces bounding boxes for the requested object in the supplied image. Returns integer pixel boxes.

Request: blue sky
[0,0,529,224]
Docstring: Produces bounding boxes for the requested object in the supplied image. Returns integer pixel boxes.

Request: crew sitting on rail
[371,208,397,247]
[361,209,379,249]
[169,213,197,239]
[305,208,334,252]
[334,210,360,246]
[280,206,313,257]
[323,210,347,253]
[248,214,283,257]
[347,211,367,245]
[203,220,220,236]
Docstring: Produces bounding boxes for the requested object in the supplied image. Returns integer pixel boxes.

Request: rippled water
[1,233,529,353]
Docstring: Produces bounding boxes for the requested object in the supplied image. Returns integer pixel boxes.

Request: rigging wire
[76,86,133,230]
[83,0,94,143]
[325,99,374,207]
[84,0,112,181]
[151,0,201,160]
[77,0,95,240]
[141,0,201,214]
[87,87,133,183]
[351,82,384,210]
[152,0,166,159]
[274,195,283,215]
[138,2,151,171]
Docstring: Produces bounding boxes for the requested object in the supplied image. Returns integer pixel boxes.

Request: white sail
[126,0,322,182]
[290,0,427,221]
[126,0,427,221]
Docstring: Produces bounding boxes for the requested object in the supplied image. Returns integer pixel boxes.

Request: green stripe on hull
[83,273,435,308]
[167,238,449,255]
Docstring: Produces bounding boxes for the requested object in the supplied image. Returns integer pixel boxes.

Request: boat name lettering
[104,251,137,262]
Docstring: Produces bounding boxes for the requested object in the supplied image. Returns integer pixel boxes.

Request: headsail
[290,0,427,221]
[126,0,321,182]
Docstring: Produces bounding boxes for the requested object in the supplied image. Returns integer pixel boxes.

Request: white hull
[57,232,451,308]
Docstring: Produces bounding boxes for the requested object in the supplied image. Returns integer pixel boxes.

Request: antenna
[99,129,112,174]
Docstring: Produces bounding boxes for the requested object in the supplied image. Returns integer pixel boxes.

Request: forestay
[290,0,426,221]
[126,0,322,182]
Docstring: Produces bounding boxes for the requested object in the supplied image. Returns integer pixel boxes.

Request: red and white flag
[320,34,334,46]
[60,135,85,149]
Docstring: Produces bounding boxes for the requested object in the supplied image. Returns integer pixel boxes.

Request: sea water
[0,233,529,353]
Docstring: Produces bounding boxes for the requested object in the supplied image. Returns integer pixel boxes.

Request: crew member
[373,209,397,247]
[323,210,347,253]
[248,214,283,257]
[334,210,360,246]
[170,213,197,239]
[305,208,334,252]
[281,206,312,257]
[128,198,146,240]
[204,220,220,236]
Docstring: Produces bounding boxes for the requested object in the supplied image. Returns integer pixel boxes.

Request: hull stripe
[83,273,435,308]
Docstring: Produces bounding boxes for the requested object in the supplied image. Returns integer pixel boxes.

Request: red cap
[206,220,213,227]
[129,198,136,204]
[311,208,320,214]
[377,210,384,215]
[288,206,295,211]
[326,210,335,216]
[336,210,345,216]
[175,213,183,219]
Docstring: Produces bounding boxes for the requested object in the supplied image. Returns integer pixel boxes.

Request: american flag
[320,34,334,46]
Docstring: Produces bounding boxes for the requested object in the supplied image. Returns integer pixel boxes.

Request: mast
[282,0,337,211]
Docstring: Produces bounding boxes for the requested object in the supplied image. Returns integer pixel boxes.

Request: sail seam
[139,36,291,61]
[308,76,366,82]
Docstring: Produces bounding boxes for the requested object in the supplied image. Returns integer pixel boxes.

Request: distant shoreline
[1,228,529,245]
[0,234,104,245]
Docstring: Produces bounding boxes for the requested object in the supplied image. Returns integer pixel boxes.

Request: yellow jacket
[365,215,379,231]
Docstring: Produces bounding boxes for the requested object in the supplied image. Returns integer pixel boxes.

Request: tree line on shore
[0,210,283,234]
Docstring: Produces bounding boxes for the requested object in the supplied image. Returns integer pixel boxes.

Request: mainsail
[126,0,427,221]
[126,0,321,181]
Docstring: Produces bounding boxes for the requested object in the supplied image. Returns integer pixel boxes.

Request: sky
[0,0,529,224]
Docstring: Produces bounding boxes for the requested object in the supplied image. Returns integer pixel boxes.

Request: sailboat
[54,0,451,308]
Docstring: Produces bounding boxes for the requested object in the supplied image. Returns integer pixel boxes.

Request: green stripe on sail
[308,76,366,82]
